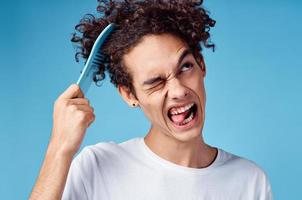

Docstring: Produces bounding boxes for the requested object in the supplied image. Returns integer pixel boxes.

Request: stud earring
[132,103,136,107]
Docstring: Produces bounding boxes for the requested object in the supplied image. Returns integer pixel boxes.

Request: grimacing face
[119,33,207,143]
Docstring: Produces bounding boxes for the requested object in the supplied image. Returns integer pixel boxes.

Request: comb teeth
[92,52,106,65]
[93,59,103,63]
[94,56,104,61]
[95,53,105,59]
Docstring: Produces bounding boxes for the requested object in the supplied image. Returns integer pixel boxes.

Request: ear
[118,85,138,107]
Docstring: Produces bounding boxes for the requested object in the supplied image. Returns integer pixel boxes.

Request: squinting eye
[180,62,193,73]
[148,81,165,91]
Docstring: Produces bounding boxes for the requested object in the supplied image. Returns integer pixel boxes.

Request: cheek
[140,95,166,122]
[184,71,206,108]
[195,77,205,98]
[186,70,205,95]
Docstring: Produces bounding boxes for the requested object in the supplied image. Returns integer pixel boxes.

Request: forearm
[30,84,94,199]
[29,143,74,200]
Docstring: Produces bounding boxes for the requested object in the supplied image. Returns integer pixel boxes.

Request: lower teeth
[178,111,194,126]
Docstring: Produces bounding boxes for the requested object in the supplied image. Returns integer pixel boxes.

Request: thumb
[59,84,84,100]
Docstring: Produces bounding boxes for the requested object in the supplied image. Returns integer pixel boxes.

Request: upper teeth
[170,103,194,115]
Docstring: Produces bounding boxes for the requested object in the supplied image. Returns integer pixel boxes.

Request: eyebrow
[142,48,192,86]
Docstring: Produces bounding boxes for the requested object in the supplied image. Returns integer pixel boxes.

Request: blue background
[0,0,301,199]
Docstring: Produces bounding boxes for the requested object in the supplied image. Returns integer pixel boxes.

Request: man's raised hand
[50,84,95,156]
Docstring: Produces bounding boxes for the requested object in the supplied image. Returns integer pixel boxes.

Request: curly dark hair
[71,0,215,96]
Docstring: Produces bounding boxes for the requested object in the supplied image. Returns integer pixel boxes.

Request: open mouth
[167,103,198,127]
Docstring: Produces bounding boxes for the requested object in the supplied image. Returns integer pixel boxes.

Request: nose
[167,77,188,100]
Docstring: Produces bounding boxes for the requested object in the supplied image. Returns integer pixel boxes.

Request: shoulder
[219,149,268,176]
[218,149,273,198]
[71,137,141,170]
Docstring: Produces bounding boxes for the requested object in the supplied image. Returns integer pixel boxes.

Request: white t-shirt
[62,137,273,200]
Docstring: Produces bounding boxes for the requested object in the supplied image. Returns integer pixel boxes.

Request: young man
[30,0,273,199]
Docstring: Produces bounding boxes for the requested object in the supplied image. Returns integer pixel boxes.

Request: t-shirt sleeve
[257,169,273,200]
[61,151,88,200]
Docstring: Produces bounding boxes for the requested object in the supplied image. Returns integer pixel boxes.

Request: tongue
[170,109,190,124]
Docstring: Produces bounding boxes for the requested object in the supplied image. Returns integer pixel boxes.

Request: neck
[144,127,217,168]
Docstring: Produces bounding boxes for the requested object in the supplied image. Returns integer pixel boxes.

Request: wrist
[46,140,76,161]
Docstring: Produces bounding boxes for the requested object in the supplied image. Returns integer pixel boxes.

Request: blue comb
[76,23,115,95]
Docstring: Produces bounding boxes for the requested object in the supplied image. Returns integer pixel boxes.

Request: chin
[172,128,203,143]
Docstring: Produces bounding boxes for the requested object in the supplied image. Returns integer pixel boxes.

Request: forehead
[123,34,188,84]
